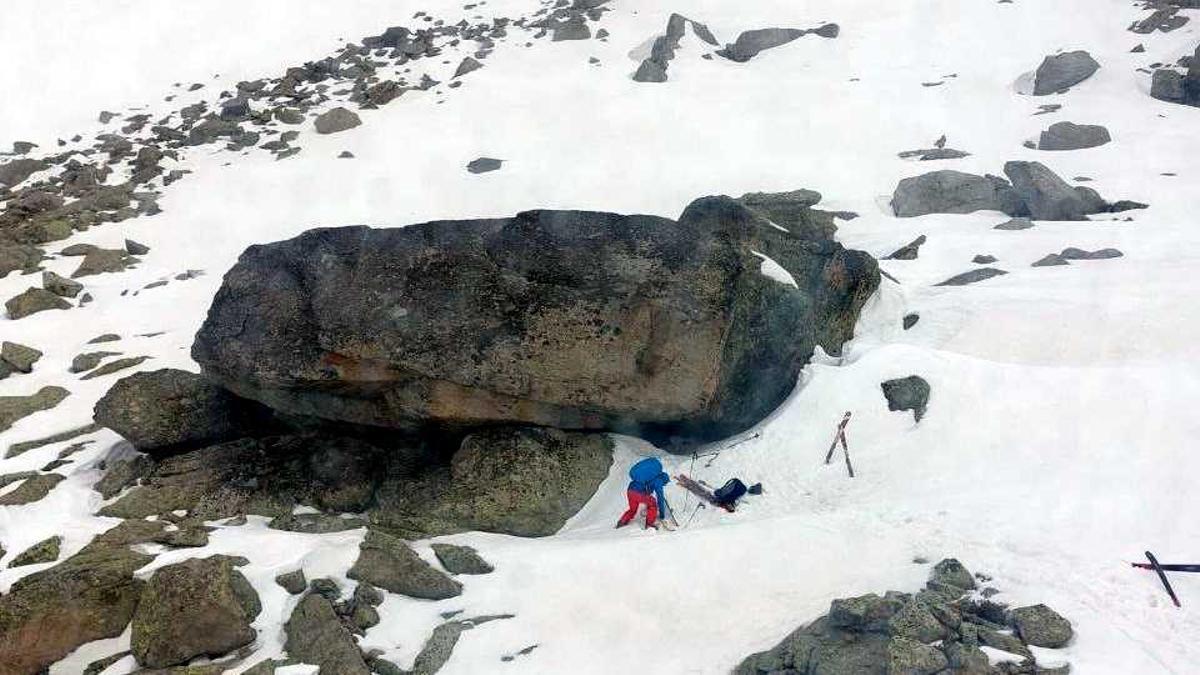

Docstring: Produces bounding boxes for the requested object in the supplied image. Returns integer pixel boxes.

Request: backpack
[713,478,747,506]
[629,458,664,492]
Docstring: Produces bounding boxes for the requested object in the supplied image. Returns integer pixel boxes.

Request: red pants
[618,489,657,528]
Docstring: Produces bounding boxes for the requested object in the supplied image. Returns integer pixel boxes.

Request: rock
[887,598,947,643]
[1038,121,1111,151]
[885,235,927,260]
[431,543,494,575]
[891,170,1010,217]
[61,243,99,257]
[1151,68,1188,104]
[994,217,1034,230]
[192,196,879,447]
[407,615,514,674]
[0,473,65,506]
[8,536,63,567]
[902,313,919,330]
[0,540,150,674]
[275,107,306,124]
[1,342,42,373]
[551,15,591,41]
[354,582,384,607]
[1003,161,1096,221]
[71,247,137,278]
[284,594,371,675]
[88,333,121,343]
[131,555,260,668]
[314,107,362,134]
[93,368,276,457]
[126,239,151,255]
[276,569,307,595]
[930,558,976,591]
[719,27,818,62]
[347,530,462,599]
[269,512,367,533]
[1010,603,1072,648]
[881,376,930,422]
[1033,253,1070,267]
[633,58,668,83]
[972,254,997,264]
[1033,51,1100,95]
[1059,247,1122,260]
[6,423,100,459]
[0,386,70,432]
[887,636,948,674]
[828,593,905,632]
[70,351,119,374]
[6,287,71,319]
[453,57,483,78]
[466,156,503,173]
[0,158,48,188]
[1,243,44,278]
[735,189,837,241]
[374,426,612,537]
[83,651,132,675]
[43,271,83,298]
[79,355,151,380]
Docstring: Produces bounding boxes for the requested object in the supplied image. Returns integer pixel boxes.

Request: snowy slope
[3,0,1200,673]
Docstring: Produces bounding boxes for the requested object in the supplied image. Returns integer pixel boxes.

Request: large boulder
[1150,43,1200,107]
[1033,50,1100,95]
[1038,121,1111,151]
[347,530,462,600]
[192,196,879,447]
[131,556,261,668]
[93,368,278,457]
[890,170,1015,217]
[284,594,371,675]
[1003,161,1092,221]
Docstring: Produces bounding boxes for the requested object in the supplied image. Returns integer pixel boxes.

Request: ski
[1144,551,1182,608]
[1132,562,1200,573]
[674,474,735,512]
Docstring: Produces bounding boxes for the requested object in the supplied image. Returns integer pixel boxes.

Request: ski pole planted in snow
[823,411,854,477]
[1144,551,1182,608]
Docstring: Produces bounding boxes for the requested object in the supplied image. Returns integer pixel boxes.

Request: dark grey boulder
[891,170,1009,217]
[314,107,362,134]
[93,369,276,457]
[1033,51,1100,95]
[632,13,717,83]
[1010,604,1073,648]
[719,25,836,62]
[1003,161,1094,221]
[347,530,462,600]
[935,268,1008,286]
[930,558,976,591]
[994,217,1034,230]
[466,156,503,173]
[453,57,483,78]
[1032,253,1070,267]
[432,543,494,574]
[131,555,260,668]
[972,254,997,264]
[69,351,118,374]
[192,196,878,447]
[881,375,930,422]
[1038,121,1111,150]
[1060,247,1122,260]
[276,569,307,595]
[125,239,150,255]
[71,248,137,278]
[735,189,837,241]
[902,313,919,330]
[404,614,514,674]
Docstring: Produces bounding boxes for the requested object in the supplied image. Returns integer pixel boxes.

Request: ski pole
[661,494,680,528]
[683,502,704,528]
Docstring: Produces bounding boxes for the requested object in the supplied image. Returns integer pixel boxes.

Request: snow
[980,644,1024,666]
[3,0,1200,673]
[751,250,799,288]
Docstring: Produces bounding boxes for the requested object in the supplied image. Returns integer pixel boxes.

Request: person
[616,457,671,529]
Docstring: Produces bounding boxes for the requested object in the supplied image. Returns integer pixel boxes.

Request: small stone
[972,254,997,264]
[338,151,355,158]
[1,342,42,373]
[935,268,1008,286]
[453,56,483,78]
[1010,603,1073,648]
[314,107,362,135]
[276,569,308,595]
[1032,253,1070,267]
[431,543,495,575]
[467,157,503,173]
[125,239,150,255]
[87,333,121,344]
[881,376,931,423]
[42,271,83,298]
[902,313,919,330]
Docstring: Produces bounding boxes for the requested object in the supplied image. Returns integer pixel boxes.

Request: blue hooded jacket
[628,457,670,518]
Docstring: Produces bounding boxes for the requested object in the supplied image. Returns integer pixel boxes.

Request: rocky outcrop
[131,555,261,668]
[93,368,278,457]
[347,530,462,600]
[1033,50,1099,95]
[736,558,1073,675]
[192,195,878,447]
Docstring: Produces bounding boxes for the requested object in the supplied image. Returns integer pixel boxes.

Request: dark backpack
[713,478,747,506]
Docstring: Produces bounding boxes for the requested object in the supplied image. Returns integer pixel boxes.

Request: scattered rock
[881,375,930,423]
[466,156,503,173]
[6,287,71,319]
[1010,603,1073,648]
[70,351,120,374]
[0,386,70,432]
[902,313,919,330]
[884,235,927,260]
[0,473,65,506]
[1032,253,1070,267]
[1,342,42,373]
[1059,247,1122,260]
[276,569,308,595]
[891,170,1014,217]
[935,267,1008,286]
[347,530,462,600]
[994,217,1034,230]
[93,454,154,499]
[406,614,515,674]
[0,243,44,278]
[1004,160,1093,221]
[79,355,151,380]
[92,368,276,457]
[1038,121,1111,151]
[284,594,371,675]
[8,536,63,567]
[930,558,976,591]
[71,248,138,278]
[314,107,362,134]
[453,57,483,78]
[43,271,84,298]
[131,555,261,668]
[6,423,100,459]
[88,333,121,343]
[719,25,838,62]
[432,543,495,575]
[125,239,151,255]
[1033,50,1100,95]
[972,254,997,264]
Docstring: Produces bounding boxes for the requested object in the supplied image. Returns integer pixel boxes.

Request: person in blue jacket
[616,457,671,529]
